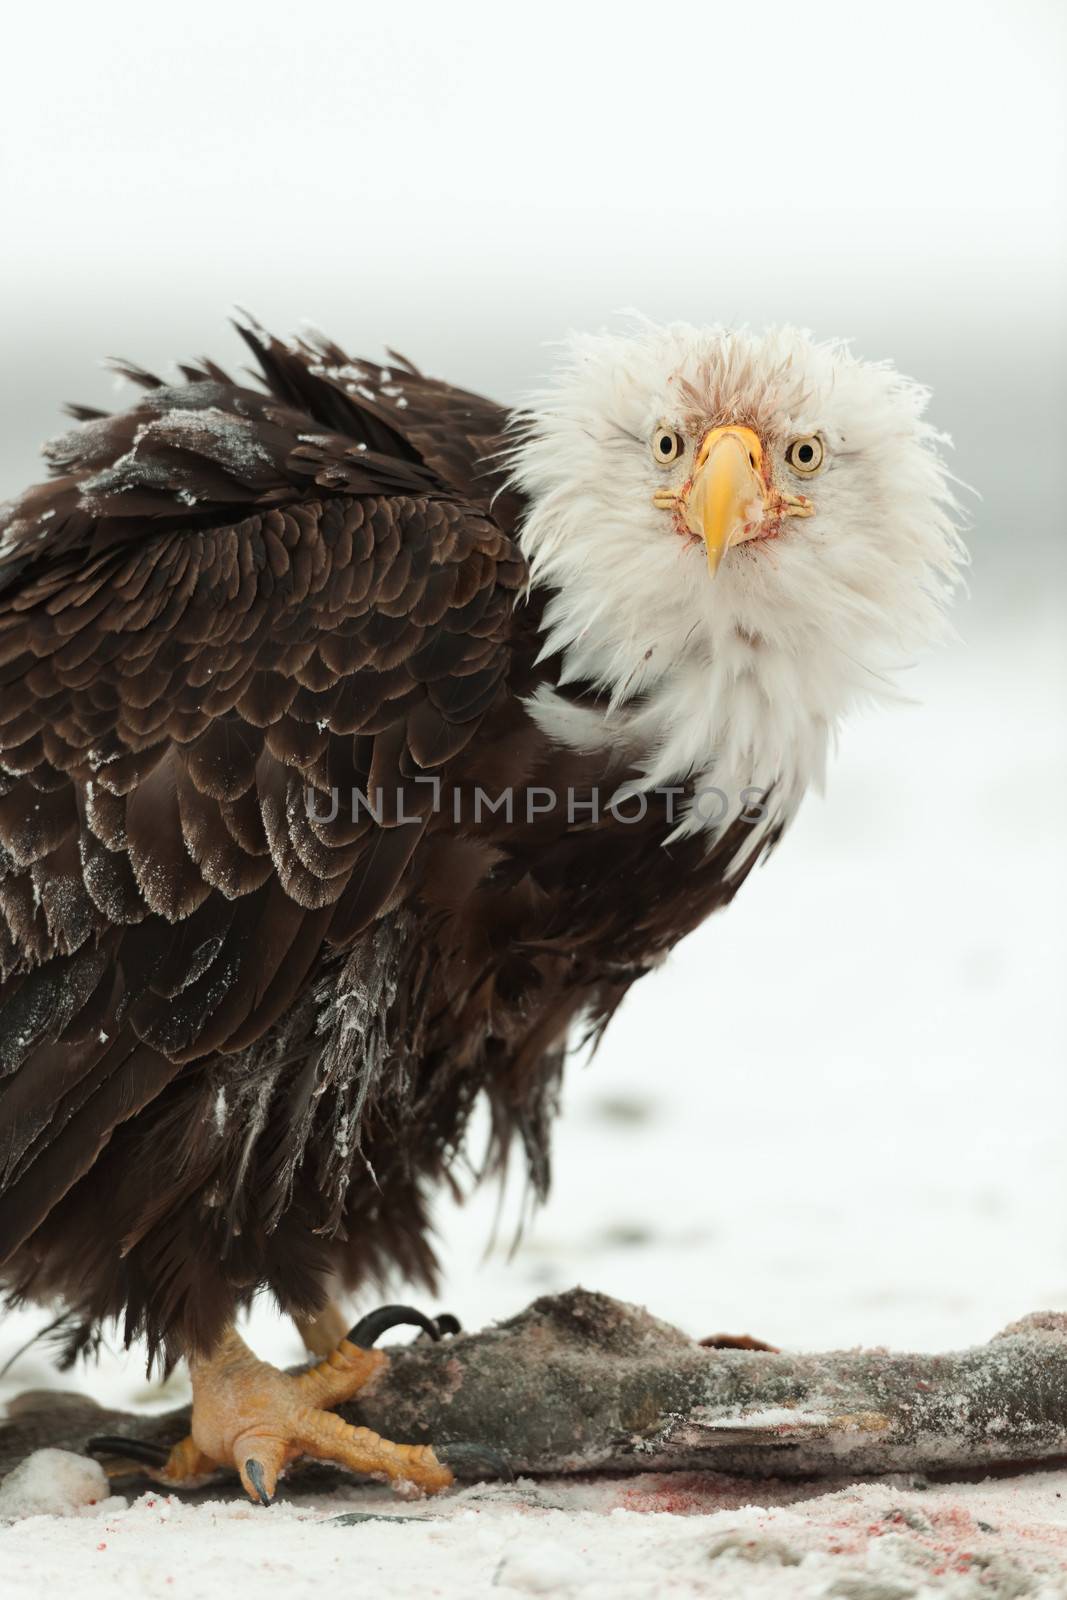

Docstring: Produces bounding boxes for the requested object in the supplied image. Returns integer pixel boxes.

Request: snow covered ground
[0,612,1064,1595]
[2,1462,1067,1599]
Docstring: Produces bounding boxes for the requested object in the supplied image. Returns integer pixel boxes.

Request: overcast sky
[3,2,1062,281]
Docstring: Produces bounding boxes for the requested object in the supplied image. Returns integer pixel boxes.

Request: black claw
[347,1303,443,1348]
[87,1434,171,1468]
[244,1457,273,1506]
[436,1442,514,1483]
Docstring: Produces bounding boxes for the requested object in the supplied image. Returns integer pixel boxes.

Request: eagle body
[0,322,963,1367]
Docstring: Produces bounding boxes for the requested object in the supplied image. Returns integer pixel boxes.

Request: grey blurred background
[0,0,1064,1359]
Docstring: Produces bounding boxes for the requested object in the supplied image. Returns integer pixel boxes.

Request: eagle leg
[148,1320,454,1504]
[293,1299,351,1358]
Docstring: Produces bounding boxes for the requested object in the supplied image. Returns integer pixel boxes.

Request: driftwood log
[2,1290,1066,1486]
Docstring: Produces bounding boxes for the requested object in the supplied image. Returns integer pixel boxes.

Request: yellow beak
[683,425,768,575]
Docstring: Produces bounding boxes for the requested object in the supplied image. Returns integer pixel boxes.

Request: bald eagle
[0,319,964,1500]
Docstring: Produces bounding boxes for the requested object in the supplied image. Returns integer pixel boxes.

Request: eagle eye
[651,426,684,466]
[785,435,825,476]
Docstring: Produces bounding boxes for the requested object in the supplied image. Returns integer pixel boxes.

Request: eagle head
[510,319,967,840]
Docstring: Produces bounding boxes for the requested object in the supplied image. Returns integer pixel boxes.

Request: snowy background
[1,1,1065,1593]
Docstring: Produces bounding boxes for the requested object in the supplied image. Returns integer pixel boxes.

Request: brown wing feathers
[0,327,525,1274]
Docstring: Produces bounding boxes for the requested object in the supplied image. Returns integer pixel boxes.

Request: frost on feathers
[199,914,415,1241]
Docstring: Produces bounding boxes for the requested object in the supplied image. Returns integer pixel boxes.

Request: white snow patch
[0,1451,120,1521]
[714,1407,833,1431]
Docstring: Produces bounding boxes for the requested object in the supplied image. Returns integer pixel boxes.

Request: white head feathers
[509,319,967,849]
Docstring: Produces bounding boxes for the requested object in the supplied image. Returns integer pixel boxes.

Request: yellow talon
[151,1322,453,1505]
